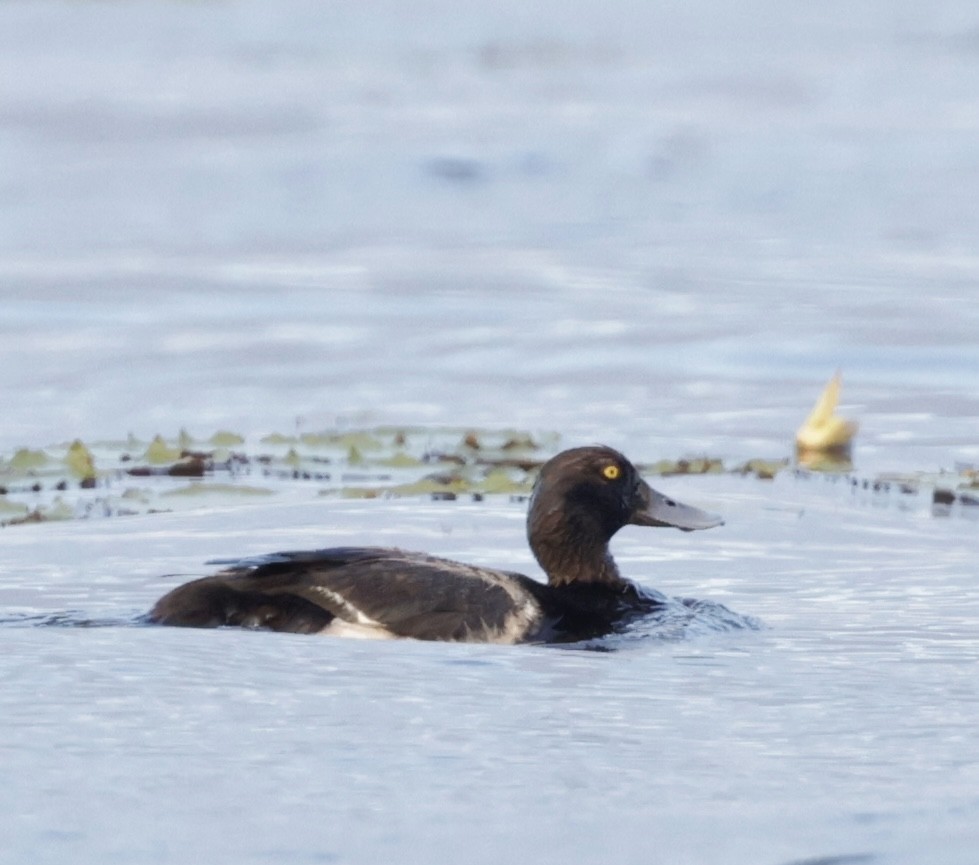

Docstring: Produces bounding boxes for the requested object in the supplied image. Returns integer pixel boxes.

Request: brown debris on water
[127,453,208,478]
[501,433,540,451]
[2,497,74,527]
[475,455,545,472]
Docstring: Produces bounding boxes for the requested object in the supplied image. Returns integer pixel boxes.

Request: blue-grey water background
[2,2,979,864]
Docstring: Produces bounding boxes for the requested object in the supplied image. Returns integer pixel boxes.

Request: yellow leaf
[796,371,859,452]
[144,435,182,464]
[64,439,97,480]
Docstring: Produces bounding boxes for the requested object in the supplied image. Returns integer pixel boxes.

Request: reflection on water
[796,448,854,473]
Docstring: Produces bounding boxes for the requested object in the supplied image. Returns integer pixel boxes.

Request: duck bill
[629,480,724,531]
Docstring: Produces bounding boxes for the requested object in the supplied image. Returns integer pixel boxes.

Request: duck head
[527,446,722,586]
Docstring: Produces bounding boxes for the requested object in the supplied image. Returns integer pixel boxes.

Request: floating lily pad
[260,432,299,445]
[336,487,381,499]
[644,458,724,476]
[480,468,533,495]
[388,476,471,496]
[733,458,790,480]
[209,430,245,447]
[378,451,423,468]
[0,498,29,516]
[9,448,50,471]
[300,431,384,450]
[144,435,182,465]
[5,497,76,525]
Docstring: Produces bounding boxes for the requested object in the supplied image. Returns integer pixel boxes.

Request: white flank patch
[490,595,544,645]
[305,585,386,628]
[464,569,544,645]
[303,569,544,644]
[320,620,398,640]
[307,584,398,639]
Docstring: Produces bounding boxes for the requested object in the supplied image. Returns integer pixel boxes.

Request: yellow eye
[602,464,621,480]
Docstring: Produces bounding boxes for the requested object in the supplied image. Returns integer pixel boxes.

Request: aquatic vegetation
[209,430,245,447]
[0,426,554,524]
[0,424,974,526]
[143,435,183,465]
[8,448,50,472]
[64,440,97,482]
[4,497,74,526]
[731,458,790,480]
[643,457,725,477]
[0,497,28,517]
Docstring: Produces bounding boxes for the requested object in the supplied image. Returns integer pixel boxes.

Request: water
[2,1,979,863]
[3,488,977,864]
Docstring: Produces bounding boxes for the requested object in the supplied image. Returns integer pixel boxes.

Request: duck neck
[531,535,627,588]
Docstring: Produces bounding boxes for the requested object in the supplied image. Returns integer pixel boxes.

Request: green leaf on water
[0,498,28,515]
[643,457,725,476]
[378,451,423,468]
[338,487,381,499]
[44,497,76,521]
[260,432,299,445]
[64,439,97,480]
[480,467,533,495]
[388,476,471,496]
[209,430,245,447]
[299,431,385,451]
[144,435,182,465]
[732,458,790,480]
[9,448,50,471]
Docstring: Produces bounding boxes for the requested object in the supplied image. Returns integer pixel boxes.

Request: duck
[148,445,724,644]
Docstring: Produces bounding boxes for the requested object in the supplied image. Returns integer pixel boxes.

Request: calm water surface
[3,486,978,865]
[2,2,979,864]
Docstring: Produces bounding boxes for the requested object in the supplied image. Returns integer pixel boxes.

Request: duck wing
[150,546,544,642]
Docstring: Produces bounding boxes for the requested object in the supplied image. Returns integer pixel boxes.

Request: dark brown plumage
[149,446,723,644]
